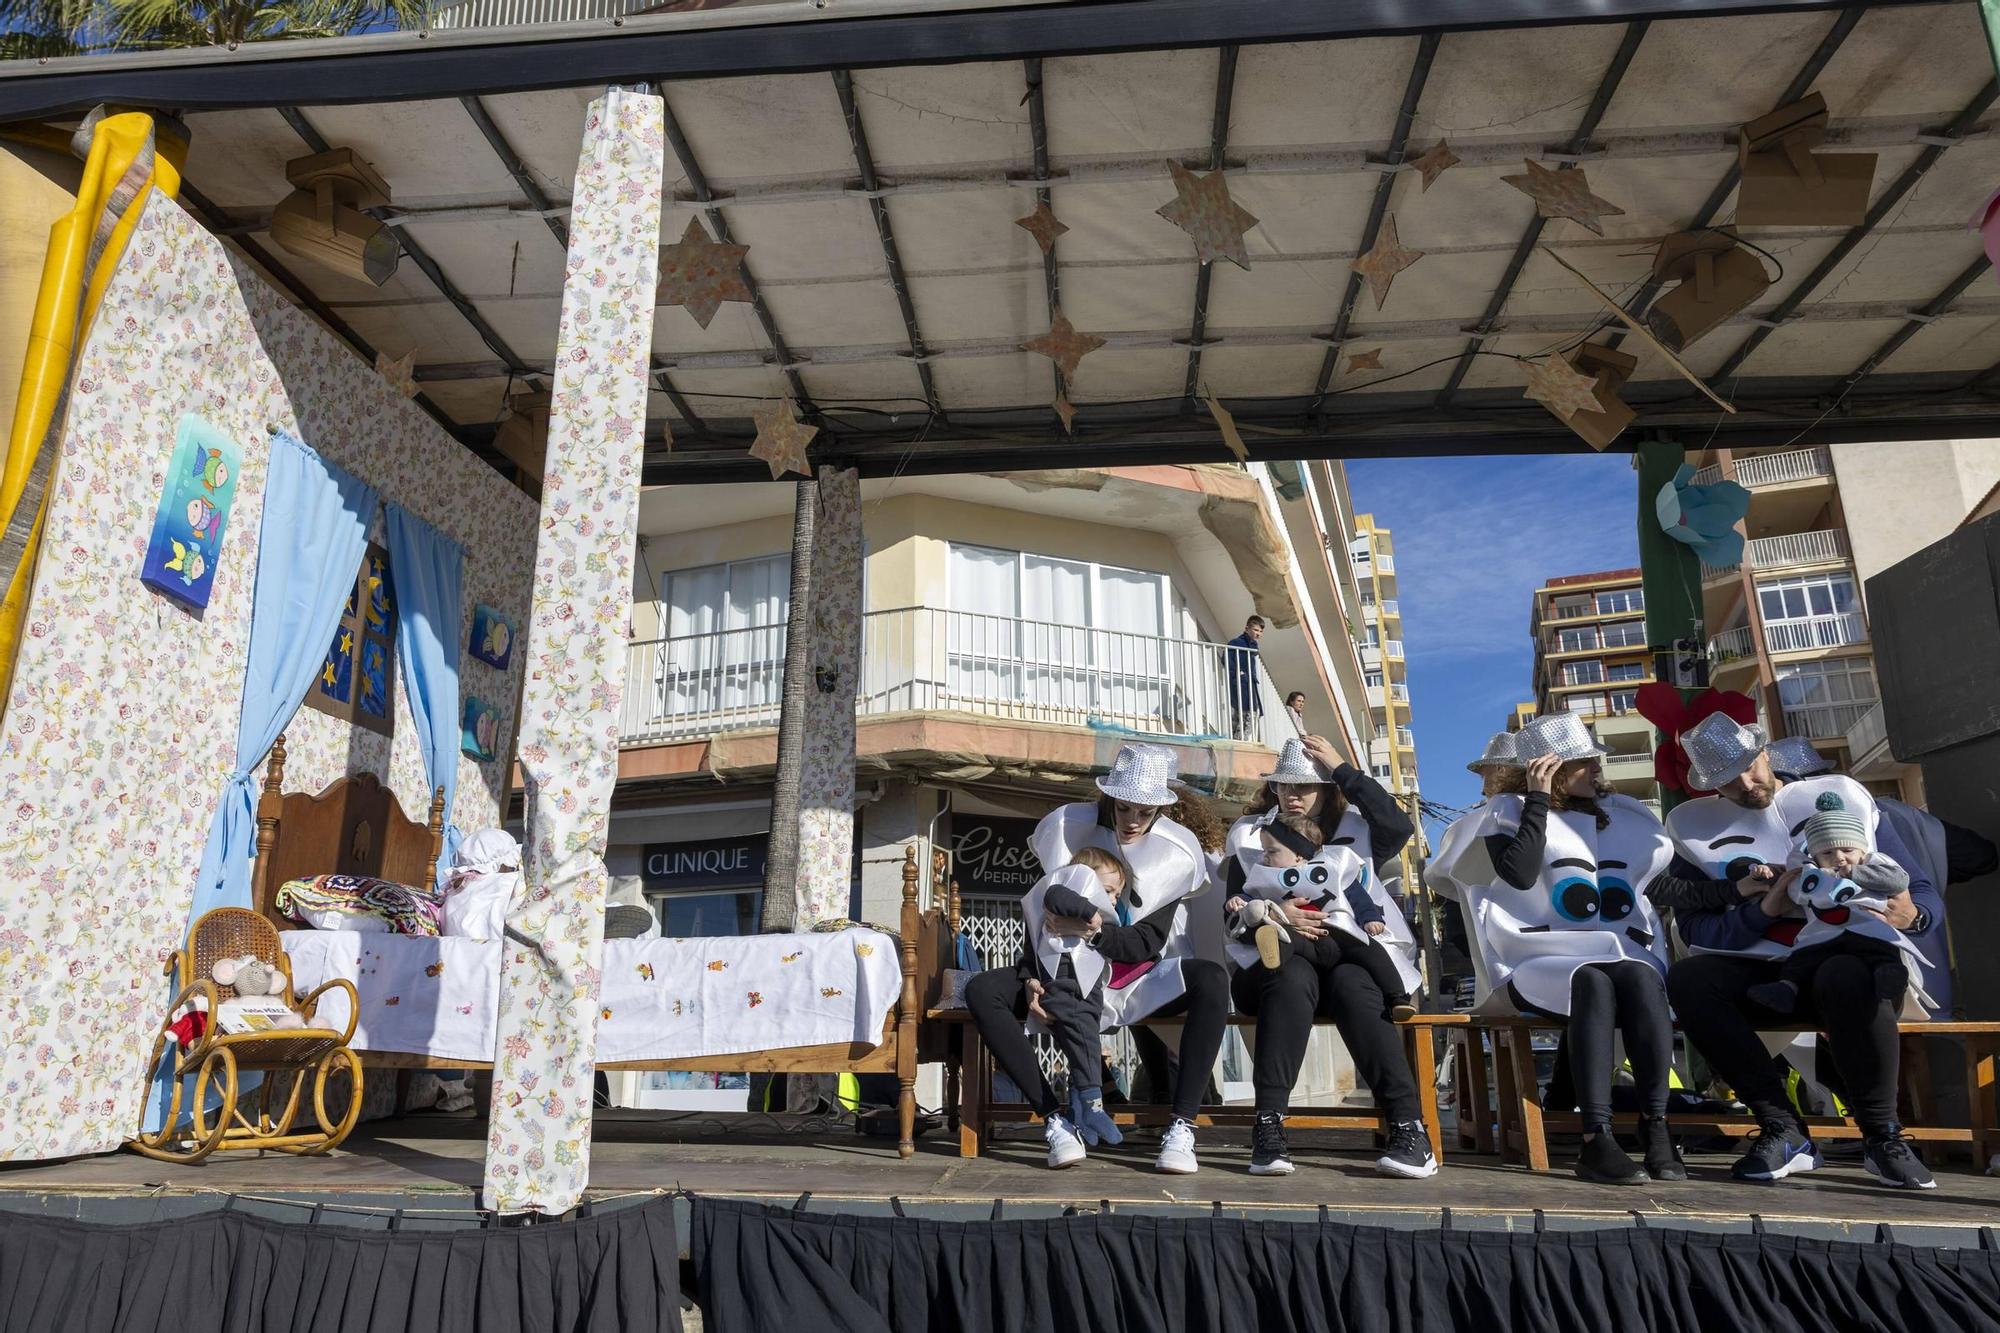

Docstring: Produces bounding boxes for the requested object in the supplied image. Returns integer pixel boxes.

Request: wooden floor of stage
[7,1109,2000,1241]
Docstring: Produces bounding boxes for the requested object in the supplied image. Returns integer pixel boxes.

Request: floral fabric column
[795,466,861,924]
[483,87,664,1215]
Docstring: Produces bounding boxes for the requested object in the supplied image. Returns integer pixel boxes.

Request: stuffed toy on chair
[211,955,305,1030]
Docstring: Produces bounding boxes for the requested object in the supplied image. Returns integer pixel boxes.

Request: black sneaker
[1638,1115,1687,1182]
[1376,1119,1439,1179]
[1863,1129,1936,1190]
[1575,1130,1648,1185]
[1732,1120,1821,1182]
[1249,1111,1294,1176]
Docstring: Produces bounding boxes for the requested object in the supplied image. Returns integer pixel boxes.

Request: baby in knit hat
[1746,793,1911,1015]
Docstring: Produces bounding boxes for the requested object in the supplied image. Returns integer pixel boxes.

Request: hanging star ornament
[1016,202,1069,255]
[1022,309,1106,389]
[1346,347,1384,374]
[1409,139,1460,192]
[748,400,818,479]
[1202,390,1247,462]
[1522,354,1604,421]
[1351,214,1423,310]
[1054,391,1077,435]
[657,218,753,329]
[1501,160,1625,236]
[1155,162,1260,270]
[375,348,417,397]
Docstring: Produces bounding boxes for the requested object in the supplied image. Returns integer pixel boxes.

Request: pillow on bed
[275,874,443,937]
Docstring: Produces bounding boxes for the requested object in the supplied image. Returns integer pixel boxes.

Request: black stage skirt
[0,1196,682,1333]
[690,1196,2000,1333]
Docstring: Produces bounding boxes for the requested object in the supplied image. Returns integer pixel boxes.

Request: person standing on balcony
[1655,716,1944,1190]
[1220,735,1431,1178]
[1225,616,1266,737]
[1284,690,1308,737]
[963,744,1227,1173]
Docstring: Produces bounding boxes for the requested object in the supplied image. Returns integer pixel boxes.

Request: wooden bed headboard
[251,733,446,926]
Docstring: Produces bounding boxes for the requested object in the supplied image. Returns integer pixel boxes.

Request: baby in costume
[1746,792,1917,1015]
[1020,846,1129,1150]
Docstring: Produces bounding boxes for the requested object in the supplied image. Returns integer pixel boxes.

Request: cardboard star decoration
[1202,390,1247,462]
[1346,348,1384,374]
[1409,139,1460,192]
[748,401,818,480]
[1022,309,1106,389]
[1501,159,1625,236]
[1016,202,1069,255]
[1054,391,1077,435]
[1522,354,1604,421]
[657,218,753,329]
[1351,214,1423,310]
[375,348,418,398]
[1155,162,1260,270]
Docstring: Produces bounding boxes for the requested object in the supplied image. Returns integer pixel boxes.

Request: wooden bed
[250,732,955,1156]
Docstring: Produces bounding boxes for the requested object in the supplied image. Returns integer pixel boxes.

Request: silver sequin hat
[1514,712,1609,762]
[1766,735,1834,779]
[1259,737,1334,786]
[1095,743,1183,807]
[1466,731,1523,774]
[1680,713,1769,792]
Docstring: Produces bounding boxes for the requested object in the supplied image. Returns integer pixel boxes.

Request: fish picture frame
[469,602,515,670]
[461,696,503,762]
[140,414,242,611]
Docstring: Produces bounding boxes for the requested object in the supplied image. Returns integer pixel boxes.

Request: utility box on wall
[1868,513,2000,1020]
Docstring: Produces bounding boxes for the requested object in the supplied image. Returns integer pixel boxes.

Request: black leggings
[964,961,1231,1123]
[1668,951,1900,1132]
[1526,961,1672,1131]
[1230,954,1421,1121]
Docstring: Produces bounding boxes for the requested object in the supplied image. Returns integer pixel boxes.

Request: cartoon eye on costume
[1280,867,1302,890]
[1597,877,1636,922]
[1552,876,1600,923]
[1721,855,1767,883]
[1830,881,1860,906]
[1307,866,1330,886]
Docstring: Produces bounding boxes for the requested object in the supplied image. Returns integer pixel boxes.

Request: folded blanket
[276,874,443,937]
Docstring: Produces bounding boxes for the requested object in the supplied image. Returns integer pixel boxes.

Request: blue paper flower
[1655,463,1750,567]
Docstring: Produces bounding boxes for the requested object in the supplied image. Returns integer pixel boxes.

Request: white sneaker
[1156,1118,1199,1174]
[1045,1112,1087,1169]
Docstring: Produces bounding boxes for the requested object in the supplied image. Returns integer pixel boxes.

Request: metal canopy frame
[6,0,1997,485]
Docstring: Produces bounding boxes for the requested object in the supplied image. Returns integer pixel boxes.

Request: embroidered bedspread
[283,927,900,1064]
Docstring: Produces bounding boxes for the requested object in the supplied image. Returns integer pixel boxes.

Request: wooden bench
[1446,1016,2000,1172]
[932,1007,1470,1161]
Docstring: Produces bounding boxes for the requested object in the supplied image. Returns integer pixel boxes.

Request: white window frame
[1596,589,1644,614]
[1601,620,1646,649]
[1563,660,1605,686]
[654,552,793,719]
[1557,626,1599,653]
[1756,572,1859,625]
[1605,661,1647,683]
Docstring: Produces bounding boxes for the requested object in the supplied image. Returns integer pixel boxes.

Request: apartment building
[1691,440,2000,804]
[1527,567,1660,811]
[1343,512,1426,890]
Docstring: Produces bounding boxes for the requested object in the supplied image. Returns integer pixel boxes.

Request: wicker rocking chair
[127,907,363,1162]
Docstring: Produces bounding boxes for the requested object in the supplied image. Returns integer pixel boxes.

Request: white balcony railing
[1709,625,1756,663]
[1763,613,1866,654]
[1691,447,1831,491]
[1601,750,1655,779]
[1704,528,1850,580]
[1379,599,1401,618]
[1374,554,1396,575]
[1389,682,1410,703]
[1395,726,1416,747]
[1781,700,1874,741]
[621,608,1293,748]
[1384,639,1405,659]
[1552,603,1593,619]
[1846,701,1889,761]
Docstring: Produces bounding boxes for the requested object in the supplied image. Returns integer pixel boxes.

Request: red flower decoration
[1634,684,1758,796]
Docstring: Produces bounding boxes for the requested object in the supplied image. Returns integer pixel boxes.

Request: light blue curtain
[383,502,465,884]
[144,430,377,1131]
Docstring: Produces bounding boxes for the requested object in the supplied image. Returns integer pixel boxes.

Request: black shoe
[1376,1119,1439,1179]
[1732,1120,1821,1182]
[1249,1111,1294,1176]
[1746,980,1800,1014]
[1386,999,1418,1022]
[1575,1130,1648,1185]
[1863,1128,1936,1190]
[1638,1115,1687,1181]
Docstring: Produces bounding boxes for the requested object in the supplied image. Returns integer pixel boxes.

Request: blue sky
[1344,453,1640,838]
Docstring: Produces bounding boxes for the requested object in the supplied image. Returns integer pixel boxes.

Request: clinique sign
[641,834,768,890]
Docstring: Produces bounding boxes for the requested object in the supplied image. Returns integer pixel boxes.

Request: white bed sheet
[284,928,902,1065]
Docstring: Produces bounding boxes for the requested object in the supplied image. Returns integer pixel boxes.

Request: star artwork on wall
[1022,309,1106,389]
[657,218,753,329]
[1351,214,1423,310]
[375,348,418,398]
[1155,162,1260,270]
[748,400,818,480]
[1016,202,1069,255]
[1345,348,1384,374]
[1409,139,1460,192]
[1501,160,1625,236]
[1522,353,1604,421]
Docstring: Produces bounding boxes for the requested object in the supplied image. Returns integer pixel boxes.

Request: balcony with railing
[1690,447,1832,491]
[1702,528,1850,580]
[1374,554,1396,575]
[1395,726,1416,747]
[1709,624,1756,664]
[1708,613,1866,664]
[1781,700,1874,741]
[1384,639,1405,660]
[620,608,1290,748]
[1379,598,1401,618]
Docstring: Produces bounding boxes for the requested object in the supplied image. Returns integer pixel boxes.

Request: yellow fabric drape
[0,113,185,715]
